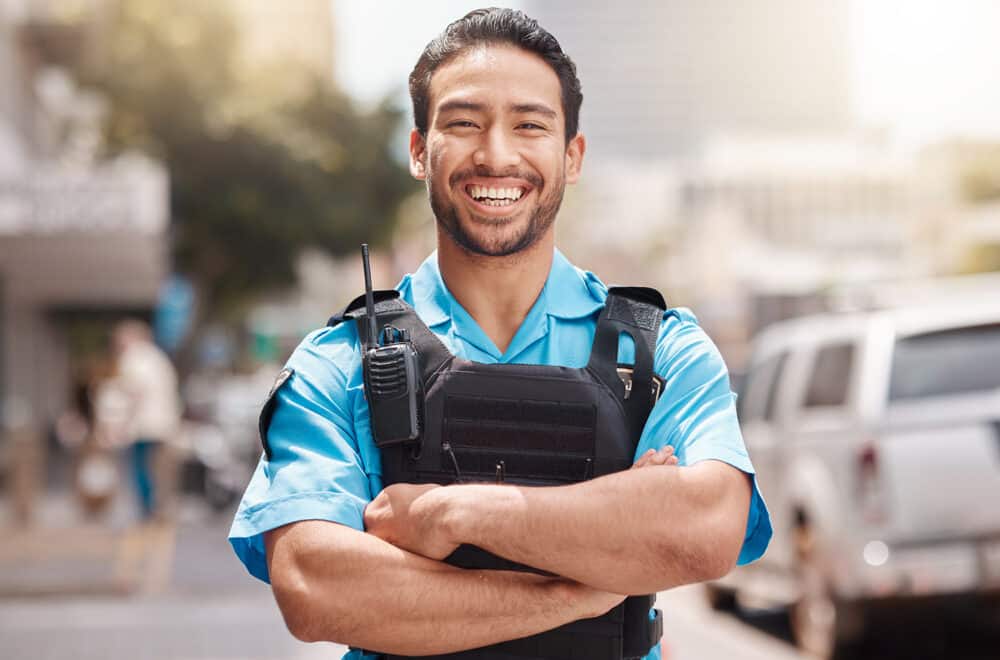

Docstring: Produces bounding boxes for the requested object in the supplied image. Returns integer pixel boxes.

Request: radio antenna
[361,244,378,347]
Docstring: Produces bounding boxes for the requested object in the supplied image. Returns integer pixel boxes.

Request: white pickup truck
[709,300,1000,659]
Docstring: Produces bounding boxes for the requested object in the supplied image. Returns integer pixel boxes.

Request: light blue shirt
[230,249,772,660]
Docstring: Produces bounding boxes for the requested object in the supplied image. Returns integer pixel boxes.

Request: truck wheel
[704,583,739,612]
[791,527,864,659]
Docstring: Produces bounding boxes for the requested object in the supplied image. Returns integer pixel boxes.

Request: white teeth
[467,184,526,203]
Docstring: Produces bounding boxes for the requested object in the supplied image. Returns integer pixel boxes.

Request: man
[229,8,771,659]
[105,319,182,521]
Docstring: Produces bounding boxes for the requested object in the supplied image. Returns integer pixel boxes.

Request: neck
[437,231,555,355]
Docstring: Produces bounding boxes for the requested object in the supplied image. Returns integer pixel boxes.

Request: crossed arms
[264,446,751,654]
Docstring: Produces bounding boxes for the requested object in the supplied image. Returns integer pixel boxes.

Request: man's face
[410,44,585,257]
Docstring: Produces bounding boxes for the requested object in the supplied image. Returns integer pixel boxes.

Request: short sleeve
[228,326,374,583]
[635,309,772,565]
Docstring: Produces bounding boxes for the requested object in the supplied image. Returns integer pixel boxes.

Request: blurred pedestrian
[57,359,120,517]
[104,319,182,523]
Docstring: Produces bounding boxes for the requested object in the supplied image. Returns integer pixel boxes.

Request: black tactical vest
[323,286,667,660]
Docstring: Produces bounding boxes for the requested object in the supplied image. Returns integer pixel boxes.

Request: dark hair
[409,7,583,144]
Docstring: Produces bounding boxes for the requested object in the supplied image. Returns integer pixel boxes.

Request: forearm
[445,461,750,594]
[265,520,617,654]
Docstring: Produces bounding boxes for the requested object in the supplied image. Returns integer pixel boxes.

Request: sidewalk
[0,490,193,597]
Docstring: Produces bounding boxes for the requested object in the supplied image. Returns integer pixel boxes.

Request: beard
[429,165,565,258]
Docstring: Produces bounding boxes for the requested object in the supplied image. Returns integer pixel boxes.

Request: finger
[648,446,674,465]
[631,448,656,469]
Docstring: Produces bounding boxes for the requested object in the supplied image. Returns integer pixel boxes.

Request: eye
[518,122,546,130]
[448,120,478,129]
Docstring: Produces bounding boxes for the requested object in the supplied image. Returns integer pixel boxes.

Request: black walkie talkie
[360,244,423,447]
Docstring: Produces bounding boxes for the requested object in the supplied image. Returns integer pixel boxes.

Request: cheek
[427,136,465,173]
[524,144,565,177]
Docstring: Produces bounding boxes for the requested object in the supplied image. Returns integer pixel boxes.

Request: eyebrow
[437,100,487,115]
[510,103,557,118]
[436,100,558,119]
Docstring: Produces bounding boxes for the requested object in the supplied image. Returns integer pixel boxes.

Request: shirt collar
[398,252,451,327]
[398,248,607,329]
[543,248,608,320]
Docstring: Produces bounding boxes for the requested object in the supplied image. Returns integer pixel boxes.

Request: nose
[473,125,521,171]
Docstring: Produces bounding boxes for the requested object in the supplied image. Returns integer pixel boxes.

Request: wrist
[548,579,622,620]
[435,484,472,547]
[437,484,496,548]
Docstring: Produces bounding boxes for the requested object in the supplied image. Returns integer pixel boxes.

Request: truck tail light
[857,438,887,525]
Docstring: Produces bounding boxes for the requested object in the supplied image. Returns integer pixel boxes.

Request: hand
[631,445,678,469]
[364,483,460,560]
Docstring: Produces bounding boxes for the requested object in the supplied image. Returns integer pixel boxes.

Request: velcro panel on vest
[443,394,597,481]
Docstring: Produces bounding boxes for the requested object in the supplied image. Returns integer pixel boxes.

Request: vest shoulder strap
[328,289,453,385]
[326,290,405,329]
[587,286,667,439]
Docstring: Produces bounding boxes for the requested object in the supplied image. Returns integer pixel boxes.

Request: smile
[464,184,527,208]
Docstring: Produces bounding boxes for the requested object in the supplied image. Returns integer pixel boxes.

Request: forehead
[428,44,563,117]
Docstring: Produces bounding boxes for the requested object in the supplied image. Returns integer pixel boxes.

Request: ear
[409,129,428,180]
[564,132,586,184]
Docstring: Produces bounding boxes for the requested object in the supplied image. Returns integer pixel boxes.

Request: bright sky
[852,0,1000,145]
[333,0,1000,147]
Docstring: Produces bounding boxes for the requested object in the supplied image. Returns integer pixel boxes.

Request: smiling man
[229,8,771,660]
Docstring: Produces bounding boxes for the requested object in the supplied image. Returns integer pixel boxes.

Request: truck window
[889,324,1000,400]
[739,352,788,422]
[803,343,854,408]
[763,352,787,421]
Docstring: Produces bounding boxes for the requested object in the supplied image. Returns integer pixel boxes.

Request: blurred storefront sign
[0,155,169,523]
[0,157,165,236]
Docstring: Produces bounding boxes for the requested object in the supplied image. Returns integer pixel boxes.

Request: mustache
[449,165,543,189]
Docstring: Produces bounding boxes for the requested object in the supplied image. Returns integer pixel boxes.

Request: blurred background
[1,1,999,658]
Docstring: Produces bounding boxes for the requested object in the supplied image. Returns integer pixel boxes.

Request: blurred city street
[0,491,348,660]
[3,492,999,659]
[0,488,803,660]
[3,1,1000,659]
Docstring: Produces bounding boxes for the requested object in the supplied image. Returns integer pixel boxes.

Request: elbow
[692,466,751,583]
[286,614,321,644]
[271,567,323,642]
[265,522,367,645]
[694,519,743,583]
[270,559,352,644]
[648,522,741,589]
[697,544,739,583]
[642,539,735,593]
[283,603,324,644]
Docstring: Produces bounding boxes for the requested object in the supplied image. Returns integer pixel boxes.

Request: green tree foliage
[39,0,414,319]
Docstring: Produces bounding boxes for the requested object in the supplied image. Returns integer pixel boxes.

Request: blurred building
[669,136,926,361]
[0,0,169,521]
[519,1,993,367]
[527,0,854,160]
[558,134,947,367]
